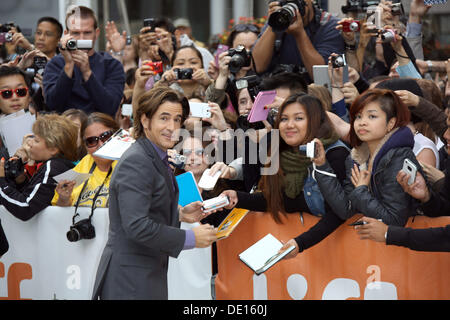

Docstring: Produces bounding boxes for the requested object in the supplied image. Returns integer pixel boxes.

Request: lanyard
[72,163,112,224]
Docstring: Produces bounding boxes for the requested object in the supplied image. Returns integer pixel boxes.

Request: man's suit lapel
[138,138,180,226]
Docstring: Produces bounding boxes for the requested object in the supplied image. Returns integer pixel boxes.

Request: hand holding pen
[352,217,388,243]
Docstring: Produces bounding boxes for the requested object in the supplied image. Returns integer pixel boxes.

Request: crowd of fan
[0,0,449,262]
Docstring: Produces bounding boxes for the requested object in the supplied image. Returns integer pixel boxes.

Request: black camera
[4,158,24,182]
[174,68,193,80]
[228,45,251,74]
[143,18,156,33]
[66,217,96,242]
[235,74,261,102]
[331,54,347,68]
[268,0,306,32]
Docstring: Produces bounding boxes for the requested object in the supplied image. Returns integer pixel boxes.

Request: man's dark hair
[37,17,64,38]
[0,66,31,89]
[154,17,176,34]
[260,72,308,94]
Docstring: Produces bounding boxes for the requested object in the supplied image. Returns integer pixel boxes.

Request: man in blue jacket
[43,6,125,117]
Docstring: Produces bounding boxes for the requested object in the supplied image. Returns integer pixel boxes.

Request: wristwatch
[426,60,433,73]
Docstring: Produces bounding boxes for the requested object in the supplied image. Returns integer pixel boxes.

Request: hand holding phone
[401,159,417,186]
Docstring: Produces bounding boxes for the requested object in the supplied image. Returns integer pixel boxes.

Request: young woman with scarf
[277,89,425,259]
[220,93,350,242]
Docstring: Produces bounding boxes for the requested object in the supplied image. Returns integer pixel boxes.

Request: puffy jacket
[315,127,421,226]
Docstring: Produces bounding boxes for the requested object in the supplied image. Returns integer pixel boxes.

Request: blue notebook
[175,172,203,207]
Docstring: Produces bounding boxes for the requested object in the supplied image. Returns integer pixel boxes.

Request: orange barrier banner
[215,212,450,300]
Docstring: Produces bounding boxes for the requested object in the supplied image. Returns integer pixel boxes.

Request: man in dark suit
[92,86,217,300]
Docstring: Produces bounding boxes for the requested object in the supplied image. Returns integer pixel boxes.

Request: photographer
[156,45,211,99]
[43,6,125,117]
[206,23,260,113]
[252,0,345,80]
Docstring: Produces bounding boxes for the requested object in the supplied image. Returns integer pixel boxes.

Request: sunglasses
[84,130,115,148]
[0,87,29,99]
[233,24,259,34]
[182,148,204,157]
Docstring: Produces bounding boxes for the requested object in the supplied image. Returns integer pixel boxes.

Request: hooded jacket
[315,126,420,226]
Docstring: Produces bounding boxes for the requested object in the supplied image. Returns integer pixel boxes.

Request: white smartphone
[313,65,331,93]
[189,102,211,118]
[202,195,230,213]
[402,159,417,186]
[121,104,133,117]
[198,169,221,191]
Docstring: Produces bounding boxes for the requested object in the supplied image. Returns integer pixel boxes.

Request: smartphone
[198,169,222,191]
[402,159,417,186]
[143,18,155,33]
[121,104,133,117]
[215,44,229,68]
[189,102,211,118]
[202,195,230,213]
[313,65,331,93]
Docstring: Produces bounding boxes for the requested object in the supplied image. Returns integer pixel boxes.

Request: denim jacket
[303,140,350,216]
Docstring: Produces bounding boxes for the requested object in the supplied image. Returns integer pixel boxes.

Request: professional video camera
[228,45,251,74]
[268,0,306,32]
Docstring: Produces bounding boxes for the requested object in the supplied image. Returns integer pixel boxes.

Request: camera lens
[66,39,77,50]
[349,22,359,31]
[268,3,298,32]
[229,55,246,74]
[381,31,395,43]
[66,228,81,242]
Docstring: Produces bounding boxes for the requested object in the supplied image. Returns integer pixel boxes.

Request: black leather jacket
[315,127,421,226]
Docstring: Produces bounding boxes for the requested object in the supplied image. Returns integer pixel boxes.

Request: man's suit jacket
[92,137,185,300]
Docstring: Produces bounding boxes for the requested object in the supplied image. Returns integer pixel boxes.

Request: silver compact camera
[169,153,186,169]
[66,39,93,50]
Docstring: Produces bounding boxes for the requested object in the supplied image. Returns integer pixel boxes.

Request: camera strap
[72,163,112,224]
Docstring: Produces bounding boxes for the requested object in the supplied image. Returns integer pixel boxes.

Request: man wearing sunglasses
[0,66,31,116]
[43,6,125,118]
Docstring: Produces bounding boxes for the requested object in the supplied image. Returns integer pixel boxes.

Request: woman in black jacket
[278,89,423,258]
[221,94,350,249]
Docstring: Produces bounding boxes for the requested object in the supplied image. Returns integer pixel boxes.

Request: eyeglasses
[233,24,260,34]
[84,130,115,148]
[0,87,29,99]
[182,148,204,156]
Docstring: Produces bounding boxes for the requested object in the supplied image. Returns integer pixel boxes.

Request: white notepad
[93,129,135,160]
[239,233,295,275]
[53,169,92,189]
